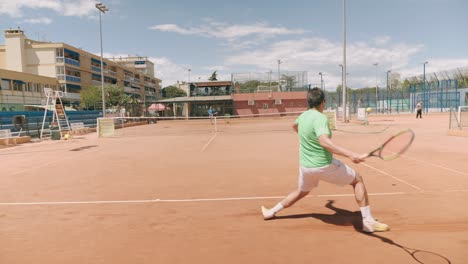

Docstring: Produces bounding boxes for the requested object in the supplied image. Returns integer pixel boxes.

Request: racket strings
[379,130,415,160]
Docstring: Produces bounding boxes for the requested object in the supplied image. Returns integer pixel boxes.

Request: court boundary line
[401,154,468,176]
[360,163,423,192]
[200,132,217,152]
[2,190,467,206]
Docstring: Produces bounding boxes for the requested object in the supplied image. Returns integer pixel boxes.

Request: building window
[1,79,10,90]
[263,103,269,109]
[24,83,31,92]
[56,66,65,76]
[33,83,40,93]
[56,48,64,58]
[13,81,25,91]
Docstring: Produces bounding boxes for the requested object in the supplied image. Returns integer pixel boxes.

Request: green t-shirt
[295,109,332,167]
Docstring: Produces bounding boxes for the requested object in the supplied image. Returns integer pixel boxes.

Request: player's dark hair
[307,88,325,109]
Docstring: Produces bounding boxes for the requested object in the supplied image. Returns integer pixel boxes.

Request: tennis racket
[366,129,415,161]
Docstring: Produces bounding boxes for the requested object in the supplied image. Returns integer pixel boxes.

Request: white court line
[361,163,423,192]
[200,132,217,152]
[0,192,408,206]
[401,154,468,176]
[1,190,468,206]
[0,199,155,206]
[158,192,407,202]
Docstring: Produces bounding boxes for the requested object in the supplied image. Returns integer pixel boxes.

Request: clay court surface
[0,112,467,264]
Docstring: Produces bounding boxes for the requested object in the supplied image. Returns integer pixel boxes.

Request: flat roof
[193,81,231,87]
[157,95,232,103]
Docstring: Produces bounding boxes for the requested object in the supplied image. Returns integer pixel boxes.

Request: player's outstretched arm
[318,135,366,163]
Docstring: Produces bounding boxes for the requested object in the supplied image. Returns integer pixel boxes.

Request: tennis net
[97,110,338,137]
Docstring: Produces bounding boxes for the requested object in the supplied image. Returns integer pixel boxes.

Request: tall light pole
[96,3,109,117]
[373,63,378,112]
[342,0,348,122]
[386,70,391,113]
[319,72,323,90]
[277,59,281,91]
[423,61,428,113]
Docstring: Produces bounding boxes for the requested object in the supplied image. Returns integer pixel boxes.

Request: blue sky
[0,0,467,89]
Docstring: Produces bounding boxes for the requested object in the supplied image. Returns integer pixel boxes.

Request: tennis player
[261,88,389,233]
[208,106,217,124]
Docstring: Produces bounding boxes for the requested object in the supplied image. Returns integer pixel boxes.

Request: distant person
[416,101,423,119]
[261,88,389,233]
[208,106,217,123]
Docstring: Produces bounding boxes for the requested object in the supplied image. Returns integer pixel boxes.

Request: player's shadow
[274,200,363,229]
[274,200,452,264]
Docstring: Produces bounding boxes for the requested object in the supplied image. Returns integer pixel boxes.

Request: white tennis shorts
[298,158,356,192]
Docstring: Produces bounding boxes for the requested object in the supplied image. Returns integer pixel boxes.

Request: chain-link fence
[231,71,308,93]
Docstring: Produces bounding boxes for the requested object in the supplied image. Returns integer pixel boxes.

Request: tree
[282,74,297,91]
[163,86,187,98]
[105,84,129,107]
[80,85,102,110]
[208,71,218,81]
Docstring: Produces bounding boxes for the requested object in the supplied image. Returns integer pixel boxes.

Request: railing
[92,66,101,72]
[65,58,80,67]
[66,75,81,83]
[56,57,64,64]
[92,80,101,86]
[133,78,141,83]
[145,82,156,87]
[124,87,140,93]
[63,92,81,100]
[124,76,133,81]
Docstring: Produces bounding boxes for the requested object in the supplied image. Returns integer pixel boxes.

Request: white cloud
[23,17,52,24]
[398,58,468,80]
[149,20,304,48]
[374,35,391,46]
[0,0,97,18]
[224,37,428,89]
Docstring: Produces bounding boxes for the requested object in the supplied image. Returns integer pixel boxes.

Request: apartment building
[0,68,59,111]
[110,56,155,77]
[0,29,161,107]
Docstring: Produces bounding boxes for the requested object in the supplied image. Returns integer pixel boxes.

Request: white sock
[360,206,374,222]
[270,203,284,215]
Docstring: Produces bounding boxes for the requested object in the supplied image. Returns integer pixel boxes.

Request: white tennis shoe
[261,206,275,220]
[363,219,390,233]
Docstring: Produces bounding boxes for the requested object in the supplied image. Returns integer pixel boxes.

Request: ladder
[40,88,71,139]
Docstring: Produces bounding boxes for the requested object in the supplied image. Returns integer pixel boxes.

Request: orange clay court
[0,112,467,264]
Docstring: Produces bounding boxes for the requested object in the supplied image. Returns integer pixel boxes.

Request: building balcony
[92,66,101,72]
[145,82,156,87]
[65,75,81,83]
[124,86,140,93]
[107,70,117,76]
[92,80,101,86]
[65,58,80,67]
[133,78,141,83]
[63,92,81,100]
[124,76,133,81]
[56,57,64,64]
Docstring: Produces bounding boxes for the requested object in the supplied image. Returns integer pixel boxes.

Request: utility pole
[342,0,348,122]
[277,59,281,91]
[373,63,378,112]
